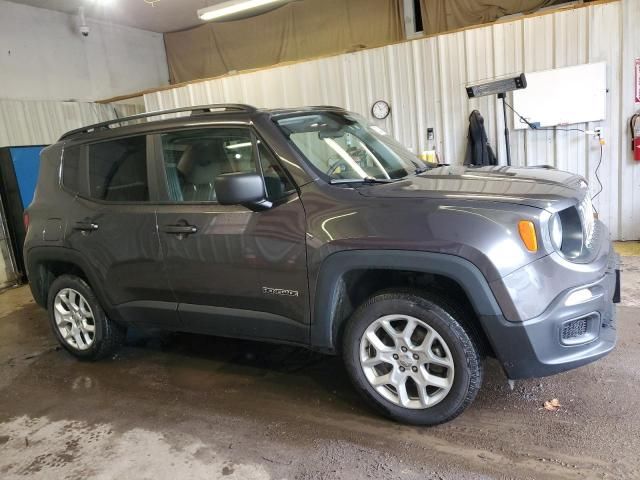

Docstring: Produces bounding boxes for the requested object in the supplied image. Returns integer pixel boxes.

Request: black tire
[342,289,483,425]
[47,274,125,360]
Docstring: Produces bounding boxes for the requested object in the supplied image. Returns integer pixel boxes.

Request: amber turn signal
[518,220,538,252]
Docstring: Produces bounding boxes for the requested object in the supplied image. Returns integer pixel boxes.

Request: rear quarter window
[62,145,82,194]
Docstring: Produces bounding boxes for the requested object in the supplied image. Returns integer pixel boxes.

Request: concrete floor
[0,255,639,479]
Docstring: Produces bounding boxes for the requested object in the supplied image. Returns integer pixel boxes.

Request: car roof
[59,104,348,143]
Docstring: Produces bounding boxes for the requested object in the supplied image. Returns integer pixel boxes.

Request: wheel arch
[309,250,504,354]
[25,246,120,323]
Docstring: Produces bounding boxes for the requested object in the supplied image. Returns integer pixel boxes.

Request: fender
[309,250,505,352]
[25,246,124,325]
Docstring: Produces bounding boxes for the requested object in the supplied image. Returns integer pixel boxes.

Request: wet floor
[0,258,639,479]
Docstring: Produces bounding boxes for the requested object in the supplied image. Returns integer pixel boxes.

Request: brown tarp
[419,0,557,35]
[164,0,404,84]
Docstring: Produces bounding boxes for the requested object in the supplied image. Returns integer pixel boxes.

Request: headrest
[176,141,232,184]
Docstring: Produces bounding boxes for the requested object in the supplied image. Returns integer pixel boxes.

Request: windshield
[275,112,426,182]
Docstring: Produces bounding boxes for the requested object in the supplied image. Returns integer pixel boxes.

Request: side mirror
[214,172,271,211]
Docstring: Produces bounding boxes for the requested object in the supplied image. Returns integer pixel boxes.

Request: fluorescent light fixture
[198,0,288,22]
[466,74,527,98]
[225,142,252,149]
[323,138,369,179]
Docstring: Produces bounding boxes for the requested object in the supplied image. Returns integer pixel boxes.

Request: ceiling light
[197,0,291,22]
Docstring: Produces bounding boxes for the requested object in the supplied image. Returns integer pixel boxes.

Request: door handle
[161,224,198,235]
[73,221,99,232]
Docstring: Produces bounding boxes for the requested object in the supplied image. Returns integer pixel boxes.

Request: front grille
[561,318,588,340]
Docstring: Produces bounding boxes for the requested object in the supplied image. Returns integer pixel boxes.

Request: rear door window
[87,136,149,202]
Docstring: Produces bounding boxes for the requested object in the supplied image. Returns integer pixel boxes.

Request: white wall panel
[588,3,623,238]
[145,0,639,240]
[491,20,525,165]
[0,99,143,147]
[620,0,640,236]
[0,0,168,103]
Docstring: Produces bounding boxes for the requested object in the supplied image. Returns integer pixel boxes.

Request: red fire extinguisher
[632,113,640,161]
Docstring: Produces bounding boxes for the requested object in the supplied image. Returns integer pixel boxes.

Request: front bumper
[481,248,619,379]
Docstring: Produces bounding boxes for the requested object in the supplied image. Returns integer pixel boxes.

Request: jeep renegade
[24,104,620,425]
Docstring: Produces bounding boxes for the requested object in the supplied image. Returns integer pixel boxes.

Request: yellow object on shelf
[419,150,437,164]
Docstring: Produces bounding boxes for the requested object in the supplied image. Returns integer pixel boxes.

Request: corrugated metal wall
[0,99,143,147]
[144,0,640,240]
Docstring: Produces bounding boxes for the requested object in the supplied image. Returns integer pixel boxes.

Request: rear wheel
[342,290,482,425]
[47,275,125,360]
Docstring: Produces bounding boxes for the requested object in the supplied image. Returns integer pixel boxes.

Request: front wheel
[342,290,483,425]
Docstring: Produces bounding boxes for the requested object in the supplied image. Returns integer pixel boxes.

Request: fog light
[565,288,592,306]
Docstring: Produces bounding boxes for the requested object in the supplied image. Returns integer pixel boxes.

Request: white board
[512,62,607,129]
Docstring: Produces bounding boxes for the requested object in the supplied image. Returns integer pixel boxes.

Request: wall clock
[371,100,391,119]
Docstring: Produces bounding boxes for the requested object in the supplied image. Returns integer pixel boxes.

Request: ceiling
[5,0,233,33]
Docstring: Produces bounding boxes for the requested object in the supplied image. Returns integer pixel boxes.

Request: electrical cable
[502,99,586,133]
[591,142,603,215]
[502,98,606,208]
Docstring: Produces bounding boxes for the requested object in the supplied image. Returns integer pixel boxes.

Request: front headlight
[549,207,585,259]
[549,213,563,251]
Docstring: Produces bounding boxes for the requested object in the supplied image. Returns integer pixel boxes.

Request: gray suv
[24,104,620,425]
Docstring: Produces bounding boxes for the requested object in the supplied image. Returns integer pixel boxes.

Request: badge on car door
[262,287,299,297]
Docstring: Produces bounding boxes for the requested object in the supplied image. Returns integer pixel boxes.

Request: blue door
[10,146,44,208]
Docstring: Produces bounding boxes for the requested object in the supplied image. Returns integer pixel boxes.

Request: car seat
[177,141,234,201]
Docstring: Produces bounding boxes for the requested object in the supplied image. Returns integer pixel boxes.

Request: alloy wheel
[359,314,455,409]
[53,288,96,351]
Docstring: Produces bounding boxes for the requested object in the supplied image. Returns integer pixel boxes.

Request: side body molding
[309,250,505,351]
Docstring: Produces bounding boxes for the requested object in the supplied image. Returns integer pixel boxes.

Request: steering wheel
[326,160,350,177]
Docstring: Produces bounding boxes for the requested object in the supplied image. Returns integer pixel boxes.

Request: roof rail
[60,104,257,140]
[307,105,346,110]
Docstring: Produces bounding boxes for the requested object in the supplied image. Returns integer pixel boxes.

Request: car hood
[358,165,587,210]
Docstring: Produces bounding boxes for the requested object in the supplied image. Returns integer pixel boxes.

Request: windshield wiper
[329,177,397,185]
[408,159,432,175]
